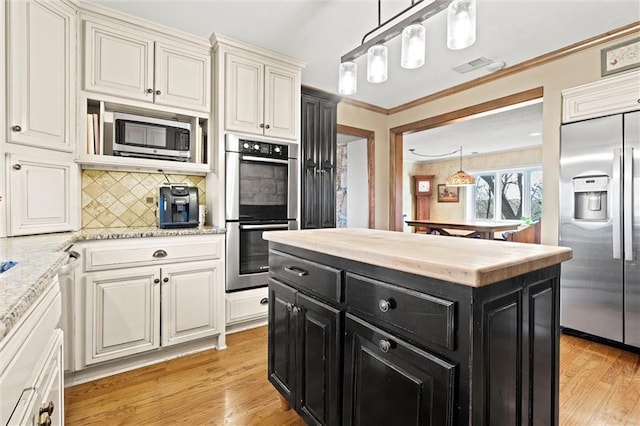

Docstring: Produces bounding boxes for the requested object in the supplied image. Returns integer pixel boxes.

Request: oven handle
[240,155,289,165]
[239,223,290,230]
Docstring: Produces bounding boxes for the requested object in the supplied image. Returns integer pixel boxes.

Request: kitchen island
[263,228,572,425]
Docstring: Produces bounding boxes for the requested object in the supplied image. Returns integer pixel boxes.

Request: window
[467,167,542,222]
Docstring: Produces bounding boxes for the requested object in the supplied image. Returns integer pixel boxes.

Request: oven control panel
[239,140,288,158]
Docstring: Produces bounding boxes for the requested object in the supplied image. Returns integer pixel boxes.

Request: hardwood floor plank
[65,327,639,425]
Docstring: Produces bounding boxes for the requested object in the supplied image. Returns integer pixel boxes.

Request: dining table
[405,219,521,240]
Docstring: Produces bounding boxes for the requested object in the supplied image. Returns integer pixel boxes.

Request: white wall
[346,138,368,228]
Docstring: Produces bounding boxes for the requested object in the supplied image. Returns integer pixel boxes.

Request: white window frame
[465,166,543,222]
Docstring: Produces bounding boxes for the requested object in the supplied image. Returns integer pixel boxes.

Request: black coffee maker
[158,184,199,228]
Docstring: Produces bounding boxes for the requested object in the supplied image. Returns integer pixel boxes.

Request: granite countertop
[263,228,573,287]
[0,226,225,343]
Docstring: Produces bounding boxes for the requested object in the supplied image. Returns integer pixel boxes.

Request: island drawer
[345,273,456,351]
[269,249,342,303]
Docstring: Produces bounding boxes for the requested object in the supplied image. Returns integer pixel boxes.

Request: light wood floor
[65,327,640,425]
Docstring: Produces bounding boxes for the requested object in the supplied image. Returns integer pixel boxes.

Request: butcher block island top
[263,227,572,287]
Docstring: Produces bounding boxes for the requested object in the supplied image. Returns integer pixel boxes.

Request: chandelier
[339,0,476,95]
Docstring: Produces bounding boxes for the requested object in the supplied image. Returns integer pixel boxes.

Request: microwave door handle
[240,155,289,165]
[624,147,634,261]
[240,224,290,230]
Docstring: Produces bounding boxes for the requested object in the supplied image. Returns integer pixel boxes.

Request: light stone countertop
[0,226,225,343]
[264,228,573,287]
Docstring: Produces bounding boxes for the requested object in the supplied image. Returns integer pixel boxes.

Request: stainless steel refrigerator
[560,110,639,348]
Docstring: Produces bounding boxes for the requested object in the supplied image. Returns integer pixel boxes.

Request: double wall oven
[225,134,298,292]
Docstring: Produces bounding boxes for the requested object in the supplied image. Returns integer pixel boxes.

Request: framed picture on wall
[437,184,459,203]
[601,37,640,76]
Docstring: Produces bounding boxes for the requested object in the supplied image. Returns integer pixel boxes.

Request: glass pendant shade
[447,0,476,50]
[401,23,426,69]
[367,44,388,83]
[446,147,476,186]
[446,171,476,186]
[338,61,357,95]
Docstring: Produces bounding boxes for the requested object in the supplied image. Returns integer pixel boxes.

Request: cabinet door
[301,95,320,229]
[264,65,298,140]
[225,53,264,136]
[297,293,341,426]
[7,0,76,152]
[84,267,160,366]
[343,315,456,426]
[7,154,75,236]
[268,278,298,407]
[161,261,221,347]
[318,100,337,228]
[154,42,211,112]
[84,19,154,102]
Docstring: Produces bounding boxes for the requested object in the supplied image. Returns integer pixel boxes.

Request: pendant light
[446,146,476,186]
[338,61,357,95]
[447,0,476,50]
[401,23,426,69]
[367,44,388,83]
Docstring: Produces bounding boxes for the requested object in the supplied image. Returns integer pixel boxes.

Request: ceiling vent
[452,57,493,74]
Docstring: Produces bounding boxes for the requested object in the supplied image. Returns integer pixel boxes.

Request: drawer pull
[286,302,293,312]
[378,299,395,313]
[284,266,308,277]
[39,401,54,416]
[38,413,52,426]
[153,249,168,258]
[260,297,269,305]
[378,339,392,353]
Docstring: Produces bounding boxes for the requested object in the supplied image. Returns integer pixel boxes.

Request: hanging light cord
[408,147,461,158]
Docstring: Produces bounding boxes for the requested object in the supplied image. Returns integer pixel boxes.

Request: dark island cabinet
[268,278,342,426]
[300,87,340,229]
[342,314,456,426]
[267,243,561,426]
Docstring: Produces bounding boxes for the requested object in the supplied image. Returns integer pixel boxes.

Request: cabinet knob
[260,297,269,305]
[147,88,153,94]
[378,339,392,353]
[286,302,293,312]
[153,249,167,258]
[264,124,270,130]
[11,125,22,132]
[12,164,22,170]
[259,123,265,129]
[163,277,169,283]
[155,90,161,95]
[378,299,394,313]
[38,413,52,426]
[154,278,160,284]
[39,401,54,416]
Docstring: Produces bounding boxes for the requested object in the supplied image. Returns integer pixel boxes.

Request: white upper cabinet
[225,52,299,140]
[562,70,640,123]
[7,154,76,235]
[214,35,304,141]
[84,17,211,113]
[6,0,76,152]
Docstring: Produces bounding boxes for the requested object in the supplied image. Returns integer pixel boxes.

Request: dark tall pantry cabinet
[300,87,340,229]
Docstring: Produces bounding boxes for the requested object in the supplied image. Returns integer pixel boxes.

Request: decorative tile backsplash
[81,170,206,229]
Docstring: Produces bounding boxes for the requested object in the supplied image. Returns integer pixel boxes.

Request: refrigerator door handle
[624,146,634,261]
[613,148,622,260]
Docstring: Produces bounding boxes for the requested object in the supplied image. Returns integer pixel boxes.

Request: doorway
[389,88,544,231]
[336,124,375,228]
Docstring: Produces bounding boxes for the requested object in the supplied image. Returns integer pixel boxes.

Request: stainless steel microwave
[113,112,191,161]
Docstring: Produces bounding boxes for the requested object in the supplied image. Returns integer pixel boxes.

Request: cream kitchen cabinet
[562,70,640,123]
[83,17,211,113]
[72,235,225,372]
[7,154,77,236]
[6,0,76,152]
[213,35,305,142]
[225,53,299,140]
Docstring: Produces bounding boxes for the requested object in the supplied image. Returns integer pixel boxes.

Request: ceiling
[90,0,639,110]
